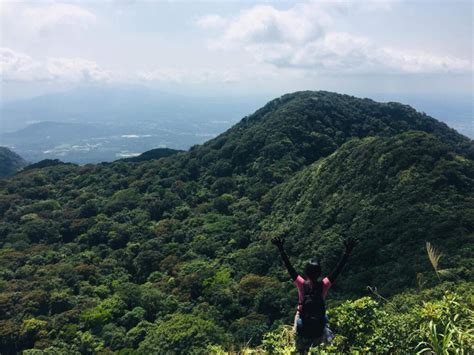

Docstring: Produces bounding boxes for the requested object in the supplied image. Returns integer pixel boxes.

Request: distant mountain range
[1,86,471,165]
[0,85,267,164]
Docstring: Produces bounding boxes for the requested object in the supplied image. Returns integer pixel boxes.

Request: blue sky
[0,0,472,101]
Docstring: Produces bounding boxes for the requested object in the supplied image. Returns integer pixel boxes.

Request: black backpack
[299,280,326,338]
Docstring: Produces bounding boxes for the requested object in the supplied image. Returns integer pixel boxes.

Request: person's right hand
[271,236,285,249]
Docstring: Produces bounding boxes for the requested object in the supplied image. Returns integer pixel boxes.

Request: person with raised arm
[272,236,358,354]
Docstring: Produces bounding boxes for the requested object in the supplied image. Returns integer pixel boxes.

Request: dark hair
[304,259,321,281]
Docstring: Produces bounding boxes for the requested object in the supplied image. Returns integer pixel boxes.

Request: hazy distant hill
[0,146,26,177]
[369,92,473,139]
[0,85,266,131]
[0,85,266,164]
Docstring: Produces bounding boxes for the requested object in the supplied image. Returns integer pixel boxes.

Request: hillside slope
[0,147,26,178]
[0,91,472,353]
[262,131,473,295]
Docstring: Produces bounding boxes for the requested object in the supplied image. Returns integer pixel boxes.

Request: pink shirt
[294,275,331,312]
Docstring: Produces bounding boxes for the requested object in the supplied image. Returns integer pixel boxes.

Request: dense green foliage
[0,147,26,178]
[23,159,76,171]
[0,91,472,353]
[263,131,473,295]
[240,282,473,354]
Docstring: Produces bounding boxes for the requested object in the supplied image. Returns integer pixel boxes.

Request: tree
[138,313,228,354]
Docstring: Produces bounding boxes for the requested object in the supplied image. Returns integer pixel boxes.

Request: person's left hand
[343,237,359,255]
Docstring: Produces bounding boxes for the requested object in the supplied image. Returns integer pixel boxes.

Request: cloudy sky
[0,0,472,101]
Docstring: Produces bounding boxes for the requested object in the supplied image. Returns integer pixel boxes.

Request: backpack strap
[298,281,309,308]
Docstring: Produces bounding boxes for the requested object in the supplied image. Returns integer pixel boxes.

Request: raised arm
[327,237,358,284]
[271,237,298,281]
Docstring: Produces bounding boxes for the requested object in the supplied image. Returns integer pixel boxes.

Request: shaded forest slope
[0,147,26,178]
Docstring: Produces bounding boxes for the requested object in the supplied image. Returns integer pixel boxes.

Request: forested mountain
[0,147,26,178]
[0,91,472,354]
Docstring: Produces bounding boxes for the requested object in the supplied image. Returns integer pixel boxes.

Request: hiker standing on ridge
[272,236,358,354]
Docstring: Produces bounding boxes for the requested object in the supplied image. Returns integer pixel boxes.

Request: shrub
[138,313,228,354]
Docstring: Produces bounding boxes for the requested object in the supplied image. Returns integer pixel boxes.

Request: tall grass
[426,242,453,281]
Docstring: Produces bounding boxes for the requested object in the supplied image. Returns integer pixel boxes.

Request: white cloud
[0,48,110,82]
[259,32,472,75]
[23,3,96,35]
[214,3,329,47]
[45,57,111,82]
[1,2,97,39]
[0,48,48,82]
[200,1,472,75]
